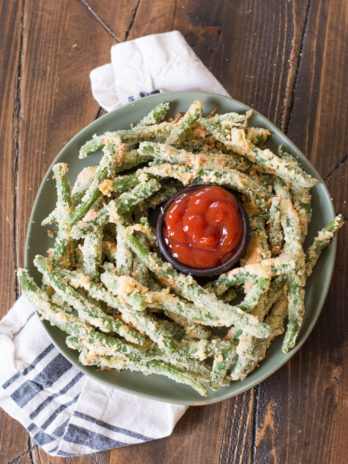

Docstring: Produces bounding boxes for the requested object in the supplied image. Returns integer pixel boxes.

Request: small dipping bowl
[156,184,250,278]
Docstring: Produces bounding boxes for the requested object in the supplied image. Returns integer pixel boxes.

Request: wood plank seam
[79,0,121,42]
[170,0,177,31]
[7,447,31,464]
[251,385,260,464]
[283,0,312,135]
[125,0,142,40]
[323,154,348,182]
[13,0,25,300]
[13,0,32,457]
[28,436,38,464]
[216,401,232,463]
[95,106,104,119]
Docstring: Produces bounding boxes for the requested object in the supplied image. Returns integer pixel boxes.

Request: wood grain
[287,0,348,175]
[0,1,33,461]
[0,0,21,324]
[128,0,177,39]
[82,0,140,42]
[255,1,348,462]
[0,1,347,463]
[172,0,310,130]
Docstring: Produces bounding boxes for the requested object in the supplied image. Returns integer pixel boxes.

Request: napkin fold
[0,30,228,457]
[90,30,229,111]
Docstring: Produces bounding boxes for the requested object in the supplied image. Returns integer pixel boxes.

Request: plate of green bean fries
[19,91,343,405]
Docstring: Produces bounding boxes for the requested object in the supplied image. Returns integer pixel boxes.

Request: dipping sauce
[163,186,243,269]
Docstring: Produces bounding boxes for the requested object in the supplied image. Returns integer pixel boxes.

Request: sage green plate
[25,91,337,405]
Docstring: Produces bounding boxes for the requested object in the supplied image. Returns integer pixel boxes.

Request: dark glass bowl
[156,184,250,278]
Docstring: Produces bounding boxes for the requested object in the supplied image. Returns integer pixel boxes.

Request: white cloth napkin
[0,30,229,457]
[90,30,229,111]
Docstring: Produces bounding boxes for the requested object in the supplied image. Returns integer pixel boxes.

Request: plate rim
[24,90,337,405]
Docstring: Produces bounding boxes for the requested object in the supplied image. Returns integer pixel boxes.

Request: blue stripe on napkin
[61,424,128,451]
[10,353,72,407]
[29,372,84,419]
[2,343,55,389]
[74,411,152,441]
[33,429,57,446]
[41,393,80,429]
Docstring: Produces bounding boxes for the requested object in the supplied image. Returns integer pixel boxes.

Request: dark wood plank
[0,415,31,464]
[128,0,177,39]
[0,0,21,329]
[0,1,34,462]
[286,0,348,176]
[172,0,310,130]
[82,0,140,42]
[255,0,348,463]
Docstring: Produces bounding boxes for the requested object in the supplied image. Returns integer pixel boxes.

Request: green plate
[25,91,337,405]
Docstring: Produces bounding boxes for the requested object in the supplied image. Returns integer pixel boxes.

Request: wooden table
[1,1,347,463]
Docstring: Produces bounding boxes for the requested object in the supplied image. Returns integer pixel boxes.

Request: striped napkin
[0,298,187,456]
[0,30,228,456]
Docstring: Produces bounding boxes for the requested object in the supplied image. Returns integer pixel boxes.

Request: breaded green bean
[66,335,211,379]
[18,269,92,338]
[209,255,295,296]
[78,350,208,397]
[166,100,202,146]
[142,163,270,214]
[126,232,271,338]
[145,290,221,326]
[138,102,170,126]
[131,232,152,286]
[210,344,237,390]
[163,311,211,340]
[199,118,317,188]
[306,214,343,275]
[145,181,182,210]
[231,287,289,381]
[247,127,271,146]
[279,149,312,243]
[138,142,254,174]
[81,227,103,277]
[101,271,147,311]
[79,136,105,159]
[69,146,121,226]
[275,178,306,353]
[116,220,133,275]
[208,111,250,127]
[52,163,73,263]
[41,209,57,227]
[71,165,98,204]
[71,179,161,238]
[33,255,146,345]
[267,195,283,255]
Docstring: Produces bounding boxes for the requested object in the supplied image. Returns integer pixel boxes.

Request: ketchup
[163,186,243,269]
